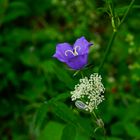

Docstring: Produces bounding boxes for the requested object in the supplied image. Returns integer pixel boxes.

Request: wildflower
[71,73,105,112]
[53,36,93,70]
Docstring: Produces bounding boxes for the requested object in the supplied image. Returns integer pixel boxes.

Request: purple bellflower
[53,36,93,70]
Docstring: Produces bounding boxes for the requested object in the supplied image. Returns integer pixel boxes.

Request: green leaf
[4,29,32,46]
[97,7,108,13]
[76,116,94,138]
[54,66,75,89]
[106,0,113,3]
[1,1,29,23]
[20,51,40,67]
[107,137,122,140]
[0,0,8,15]
[122,103,140,121]
[111,122,124,136]
[38,121,64,140]
[34,102,49,128]
[61,124,76,140]
[34,93,71,128]
[51,93,70,102]
[52,102,77,123]
[124,123,140,137]
[0,99,13,116]
[75,132,91,140]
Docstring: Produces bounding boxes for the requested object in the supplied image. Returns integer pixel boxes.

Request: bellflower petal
[73,36,93,55]
[66,54,88,70]
[53,43,73,62]
[53,36,93,70]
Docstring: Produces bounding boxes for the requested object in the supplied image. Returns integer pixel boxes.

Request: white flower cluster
[71,73,105,112]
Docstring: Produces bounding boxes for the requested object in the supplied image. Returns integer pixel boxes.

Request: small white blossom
[71,73,105,112]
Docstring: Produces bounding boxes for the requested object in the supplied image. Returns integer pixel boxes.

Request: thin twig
[118,0,135,27]
[98,0,135,73]
[98,31,117,73]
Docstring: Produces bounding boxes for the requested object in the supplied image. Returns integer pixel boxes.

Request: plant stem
[91,110,98,120]
[91,111,107,140]
[98,0,135,73]
[118,0,135,27]
[98,31,117,73]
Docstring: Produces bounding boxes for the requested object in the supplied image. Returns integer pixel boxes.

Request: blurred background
[0,0,140,140]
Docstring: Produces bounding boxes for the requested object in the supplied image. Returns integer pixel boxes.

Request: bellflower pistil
[53,36,93,70]
[65,45,80,56]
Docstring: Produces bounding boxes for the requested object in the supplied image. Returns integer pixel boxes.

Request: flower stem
[118,0,135,27]
[91,111,107,140]
[80,71,84,78]
[98,31,117,73]
[91,110,98,120]
[98,0,135,73]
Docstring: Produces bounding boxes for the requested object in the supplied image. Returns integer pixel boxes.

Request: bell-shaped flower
[53,36,93,70]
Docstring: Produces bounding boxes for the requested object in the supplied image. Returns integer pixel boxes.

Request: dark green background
[0,0,140,140]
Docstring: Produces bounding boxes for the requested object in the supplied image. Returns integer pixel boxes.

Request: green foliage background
[0,0,140,140]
